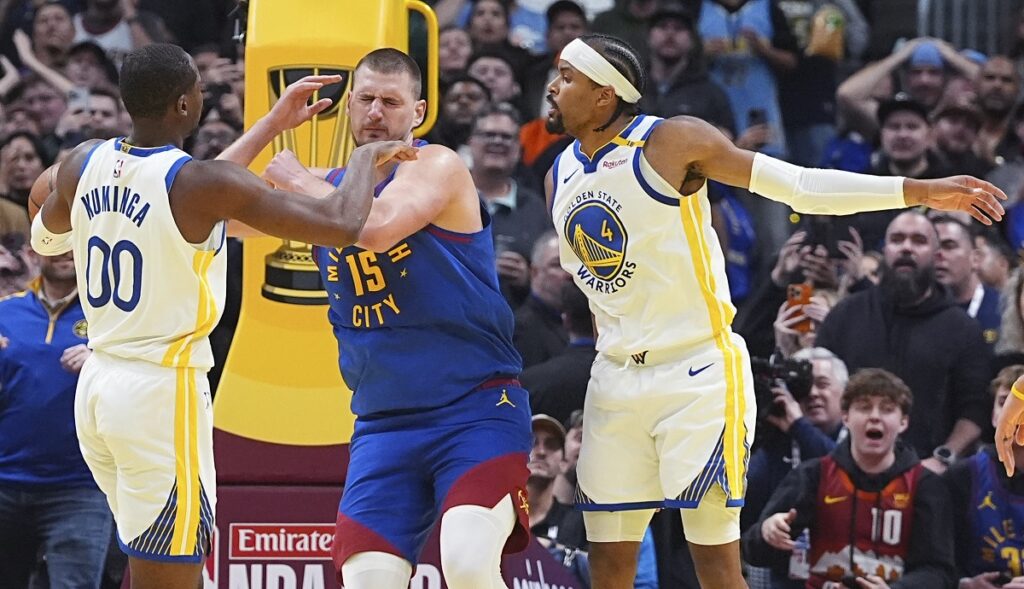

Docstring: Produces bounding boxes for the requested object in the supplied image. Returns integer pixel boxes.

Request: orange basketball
[28,163,59,221]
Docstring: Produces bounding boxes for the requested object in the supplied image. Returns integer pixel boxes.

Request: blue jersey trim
[325,167,344,187]
[549,152,563,216]
[575,500,666,511]
[639,116,663,140]
[164,155,192,192]
[621,114,646,139]
[79,141,104,176]
[632,149,679,206]
[116,536,204,564]
[113,137,178,157]
[214,222,227,254]
[572,115,646,173]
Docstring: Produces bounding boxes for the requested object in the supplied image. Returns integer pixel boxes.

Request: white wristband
[748,153,907,215]
[30,207,73,255]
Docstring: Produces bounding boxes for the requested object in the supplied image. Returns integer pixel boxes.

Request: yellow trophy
[213,0,438,480]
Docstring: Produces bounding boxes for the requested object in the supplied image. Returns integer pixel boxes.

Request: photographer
[743,369,955,589]
[743,348,849,588]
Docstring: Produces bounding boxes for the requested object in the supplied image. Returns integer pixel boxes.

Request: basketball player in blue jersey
[29,44,413,589]
[224,49,530,589]
[542,34,1007,589]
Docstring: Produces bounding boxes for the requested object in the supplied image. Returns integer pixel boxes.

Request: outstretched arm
[179,141,417,247]
[648,116,1005,224]
[262,144,478,252]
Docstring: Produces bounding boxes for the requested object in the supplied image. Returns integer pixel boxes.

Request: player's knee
[439,500,512,588]
[680,486,741,546]
[340,551,412,589]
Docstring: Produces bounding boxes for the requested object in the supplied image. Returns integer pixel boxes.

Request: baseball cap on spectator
[532,414,566,448]
[908,41,945,68]
[960,48,988,66]
[649,3,695,29]
[932,98,982,128]
[877,92,930,126]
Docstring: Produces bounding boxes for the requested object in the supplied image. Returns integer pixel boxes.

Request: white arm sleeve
[748,152,907,215]
[30,207,74,255]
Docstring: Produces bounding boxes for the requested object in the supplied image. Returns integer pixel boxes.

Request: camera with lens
[751,354,813,421]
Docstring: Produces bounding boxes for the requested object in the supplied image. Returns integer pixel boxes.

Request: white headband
[560,39,641,104]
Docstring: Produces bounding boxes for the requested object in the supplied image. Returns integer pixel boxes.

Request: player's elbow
[320,215,366,248]
[356,228,400,253]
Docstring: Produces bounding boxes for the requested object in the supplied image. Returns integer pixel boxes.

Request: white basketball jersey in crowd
[551,115,735,357]
[71,138,226,369]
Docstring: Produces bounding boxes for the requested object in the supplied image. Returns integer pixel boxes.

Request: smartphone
[994,572,1014,587]
[786,283,814,334]
[747,108,767,127]
[67,87,91,113]
[806,216,846,259]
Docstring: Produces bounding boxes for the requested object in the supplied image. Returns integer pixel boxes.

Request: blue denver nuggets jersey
[967,451,1024,577]
[314,154,521,417]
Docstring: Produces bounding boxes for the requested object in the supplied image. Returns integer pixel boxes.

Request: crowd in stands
[2,0,1024,587]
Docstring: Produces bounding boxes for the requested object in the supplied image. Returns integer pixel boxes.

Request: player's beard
[546,110,566,134]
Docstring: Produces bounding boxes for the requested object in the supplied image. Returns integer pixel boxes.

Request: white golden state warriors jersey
[70,138,226,369]
[551,115,735,357]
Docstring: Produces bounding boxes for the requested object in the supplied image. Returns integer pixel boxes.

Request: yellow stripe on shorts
[680,195,748,500]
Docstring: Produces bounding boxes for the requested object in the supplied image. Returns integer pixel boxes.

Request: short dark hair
[930,214,974,243]
[119,44,197,119]
[547,0,586,24]
[89,85,123,112]
[975,228,1017,269]
[69,41,119,86]
[470,102,521,133]
[442,74,492,103]
[561,282,591,336]
[355,48,423,99]
[841,368,913,415]
[580,33,646,131]
[992,365,1024,396]
[467,49,517,73]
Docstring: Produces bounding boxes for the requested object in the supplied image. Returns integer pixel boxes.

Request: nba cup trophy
[207,1,438,585]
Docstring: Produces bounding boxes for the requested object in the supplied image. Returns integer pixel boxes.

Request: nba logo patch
[113,159,124,178]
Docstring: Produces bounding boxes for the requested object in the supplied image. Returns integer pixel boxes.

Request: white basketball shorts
[575,330,756,531]
[75,350,215,563]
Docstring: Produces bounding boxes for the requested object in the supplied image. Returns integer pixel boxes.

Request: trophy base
[262,243,327,306]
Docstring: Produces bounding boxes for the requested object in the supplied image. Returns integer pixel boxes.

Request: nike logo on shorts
[688,363,713,377]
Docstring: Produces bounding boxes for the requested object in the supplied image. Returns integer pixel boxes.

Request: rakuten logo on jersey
[230,524,334,560]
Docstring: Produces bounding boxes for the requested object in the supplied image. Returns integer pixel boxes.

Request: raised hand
[60,344,91,374]
[761,509,797,551]
[995,376,1024,476]
[266,74,344,133]
[12,29,35,64]
[907,176,1006,225]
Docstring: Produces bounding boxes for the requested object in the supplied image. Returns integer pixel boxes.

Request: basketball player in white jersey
[29,44,414,589]
[544,34,1006,589]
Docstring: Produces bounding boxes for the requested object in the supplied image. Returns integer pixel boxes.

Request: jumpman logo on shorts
[496,389,516,408]
[978,491,997,511]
